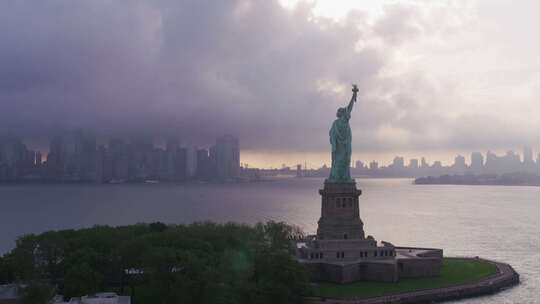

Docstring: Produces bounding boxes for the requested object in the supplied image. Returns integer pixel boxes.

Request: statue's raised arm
[347,84,359,114]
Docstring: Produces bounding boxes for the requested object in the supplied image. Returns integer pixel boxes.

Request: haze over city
[2,0,540,168]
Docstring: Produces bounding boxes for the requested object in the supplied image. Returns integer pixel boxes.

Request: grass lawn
[313,258,498,299]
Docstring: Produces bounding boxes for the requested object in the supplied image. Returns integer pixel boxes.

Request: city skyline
[241,147,540,170]
[22,139,540,170]
[12,136,540,170]
[4,133,540,175]
[0,133,240,183]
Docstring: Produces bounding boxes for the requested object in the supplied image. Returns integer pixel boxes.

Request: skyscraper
[523,146,534,171]
[186,146,197,178]
[0,139,35,180]
[421,157,429,169]
[484,151,498,174]
[211,135,240,180]
[108,138,129,182]
[409,159,419,170]
[74,130,98,181]
[391,156,405,168]
[452,155,466,173]
[196,148,212,179]
[502,151,521,173]
[470,152,484,173]
[35,151,42,167]
[369,161,378,171]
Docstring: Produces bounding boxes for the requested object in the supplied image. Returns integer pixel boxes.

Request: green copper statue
[328,84,358,183]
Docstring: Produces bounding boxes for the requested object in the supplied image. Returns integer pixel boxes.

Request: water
[0,178,538,303]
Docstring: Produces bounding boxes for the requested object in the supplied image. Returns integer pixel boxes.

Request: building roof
[0,285,18,300]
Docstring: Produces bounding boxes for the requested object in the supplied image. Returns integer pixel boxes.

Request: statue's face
[336,108,346,118]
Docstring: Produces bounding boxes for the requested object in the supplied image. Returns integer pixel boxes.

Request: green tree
[149,222,168,233]
[63,263,104,298]
[34,231,67,284]
[19,282,55,304]
[256,221,304,252]
[0,256,9,284]
[10,234,40,280]
[252,250,309,304]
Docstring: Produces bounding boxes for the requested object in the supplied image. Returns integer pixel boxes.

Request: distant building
[0,139,37,181]
[409,159,419,170]
[369,161,378,171]
[171,148,187,181]
[35,151,42,167]
[523,146,534,165]
[196,148,212,179]
[296,164,303,178]
[452,155,466,173]
[75,130,98,181]
[421,157,429,169]
[391,156,405,168]
[523,146,535,172]
[485,151,497,173]
[502,151,521,174]
[185,146,197,178]
[470,152,484,173]
[211,135,240,180]
[484,150,523,174]
[108,139,129,182]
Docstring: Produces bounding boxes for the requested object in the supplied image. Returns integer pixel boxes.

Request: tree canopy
[1,221,310,304]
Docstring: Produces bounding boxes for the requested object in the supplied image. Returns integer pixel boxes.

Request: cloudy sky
[1,0,540,167]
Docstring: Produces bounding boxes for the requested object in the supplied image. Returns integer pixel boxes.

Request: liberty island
[294,85,520,302]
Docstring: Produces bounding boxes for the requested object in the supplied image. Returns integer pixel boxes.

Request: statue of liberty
[328,84,358,183]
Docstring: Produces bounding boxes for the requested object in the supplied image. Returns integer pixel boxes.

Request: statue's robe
[328,112,352,182]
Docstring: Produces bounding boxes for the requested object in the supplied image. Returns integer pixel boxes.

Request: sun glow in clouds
[279,0,408,20]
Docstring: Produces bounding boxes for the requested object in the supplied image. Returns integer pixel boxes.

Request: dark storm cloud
[0,0,384,151]
[0,0,538,153]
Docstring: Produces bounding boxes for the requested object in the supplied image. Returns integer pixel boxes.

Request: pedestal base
[295,180,443,284]
[317,181,364,240]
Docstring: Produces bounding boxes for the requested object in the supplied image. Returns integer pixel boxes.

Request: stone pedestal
[295,179,442,284]
[317,181,364,240]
